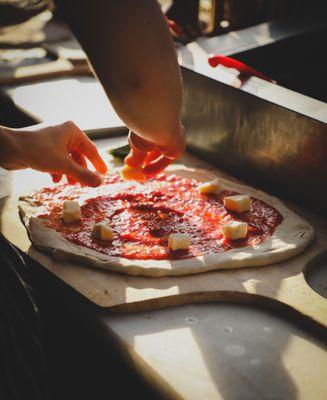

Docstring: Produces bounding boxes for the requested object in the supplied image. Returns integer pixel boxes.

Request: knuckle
[88,141,98,152]
[63,120,76,129]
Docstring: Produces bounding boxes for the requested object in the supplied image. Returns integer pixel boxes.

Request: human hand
[2,121,107,186]
[124,123,185,177]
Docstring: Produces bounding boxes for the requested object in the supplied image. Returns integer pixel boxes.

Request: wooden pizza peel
[1,148,327,334]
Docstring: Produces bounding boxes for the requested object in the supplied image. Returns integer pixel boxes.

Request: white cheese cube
[92,220,113,241]
[62,200,82,223]
[222,221,248,240]
[120,164,146,182]
[223,195,251,213]
[168,233,191,251]
[198,178,224,195]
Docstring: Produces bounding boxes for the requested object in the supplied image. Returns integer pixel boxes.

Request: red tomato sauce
[34,173,283,260]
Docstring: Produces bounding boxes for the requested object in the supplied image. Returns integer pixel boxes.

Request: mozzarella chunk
[62,200,82,223]
[168,233,191,251]
[198,178,224,195]
[223,195,251,213]
[92,220,113,241]
[120,164,146,182]
[222,221,248,240]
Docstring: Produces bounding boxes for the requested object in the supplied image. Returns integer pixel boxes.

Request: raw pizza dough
[19,165,314,277]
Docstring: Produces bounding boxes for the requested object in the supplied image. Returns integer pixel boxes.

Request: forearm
[55,0,182,147]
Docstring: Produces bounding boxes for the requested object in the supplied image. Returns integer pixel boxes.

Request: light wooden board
[1,149,327,332]
[105,303,327,400]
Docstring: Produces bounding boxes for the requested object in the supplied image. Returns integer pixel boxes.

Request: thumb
[63,158,102,187]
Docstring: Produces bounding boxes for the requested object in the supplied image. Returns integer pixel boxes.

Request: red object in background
[165,16,184,38]
[208,54,275,83]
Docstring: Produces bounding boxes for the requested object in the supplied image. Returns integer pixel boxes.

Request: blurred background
[161,0,327,37]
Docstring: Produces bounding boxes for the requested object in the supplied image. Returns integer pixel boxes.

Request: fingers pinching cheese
[168,233,191,251]
[223,195,251,213]
[222,221,248,240]
[121,164,146,182]
[92,220,113,241]
[198,178,224,195]
[62,200,82,223]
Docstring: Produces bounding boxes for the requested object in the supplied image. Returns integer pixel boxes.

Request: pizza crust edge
[18,165,314,277]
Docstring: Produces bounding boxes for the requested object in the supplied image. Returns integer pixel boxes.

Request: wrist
[159,119,184,149]
[0,126,27,170]
[149,119,184,149]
